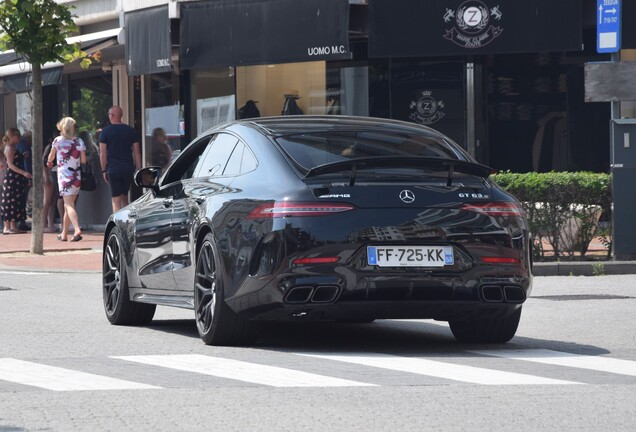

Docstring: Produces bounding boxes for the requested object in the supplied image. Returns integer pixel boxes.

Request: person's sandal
[57,234,67,241]
[70,235,83,242]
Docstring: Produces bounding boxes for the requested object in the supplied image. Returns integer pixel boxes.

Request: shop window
[368,60,465,147]
[69,74,112,171]
[235,61,370,120]
[326,62,369,117]
[144,72,182,166]
[192,68,236,135]
[485,52,609,173]
[192,60,371,127]
[70,74,112,144]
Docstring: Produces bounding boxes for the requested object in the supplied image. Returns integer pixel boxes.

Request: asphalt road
[0,272,635,431]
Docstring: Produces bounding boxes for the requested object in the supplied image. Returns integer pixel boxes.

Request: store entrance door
[369,60,468,152]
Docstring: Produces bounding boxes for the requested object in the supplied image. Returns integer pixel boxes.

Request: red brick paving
[0,230,103,272]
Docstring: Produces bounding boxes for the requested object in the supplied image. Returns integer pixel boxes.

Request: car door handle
[128,210,138,218]
[163,198,173,208]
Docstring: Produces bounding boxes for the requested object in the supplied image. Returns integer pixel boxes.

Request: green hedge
[492,172,612,259]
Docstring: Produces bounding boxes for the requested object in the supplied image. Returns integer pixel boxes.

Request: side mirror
[134,166,161,190]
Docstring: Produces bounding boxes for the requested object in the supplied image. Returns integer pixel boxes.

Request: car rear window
[275,130,465,170]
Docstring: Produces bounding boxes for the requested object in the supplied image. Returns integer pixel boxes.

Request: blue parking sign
[597,0,621,53]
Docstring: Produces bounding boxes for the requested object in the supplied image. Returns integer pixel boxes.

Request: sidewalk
[0,230,103,273]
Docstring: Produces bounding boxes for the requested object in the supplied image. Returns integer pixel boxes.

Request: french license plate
[367,246,454,267]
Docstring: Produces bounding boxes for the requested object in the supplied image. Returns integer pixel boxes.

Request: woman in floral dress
[46,117,86,242]
[1,128,31,234]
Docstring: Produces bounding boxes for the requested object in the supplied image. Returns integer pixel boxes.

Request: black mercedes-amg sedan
[103,116,532,345]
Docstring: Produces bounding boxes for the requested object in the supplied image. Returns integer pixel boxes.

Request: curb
[533,261,636,276]
[0,247,101,255]
[0,266,101,274]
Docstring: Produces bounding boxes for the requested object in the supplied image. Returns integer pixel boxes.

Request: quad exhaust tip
[285,285,340,304]
[480,284,525,303]
[481,285,504,302]
[503,285,526,303]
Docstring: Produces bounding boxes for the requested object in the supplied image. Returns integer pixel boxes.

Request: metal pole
[466,62,475,157]
[610,51,619,258]
[610,52,620,119]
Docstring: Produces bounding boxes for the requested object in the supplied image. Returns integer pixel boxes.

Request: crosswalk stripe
[0,358,161,391]
[112,354,376,388]
[470,349,636,377]
[297,353,580,385]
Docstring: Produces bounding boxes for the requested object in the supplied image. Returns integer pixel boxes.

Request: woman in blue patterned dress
[46,117,86,242]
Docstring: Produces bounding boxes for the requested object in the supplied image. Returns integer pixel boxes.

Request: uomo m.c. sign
[308,45,347,56]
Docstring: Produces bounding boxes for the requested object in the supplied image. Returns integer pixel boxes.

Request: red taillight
[481,257,521,264]
[292,257,340,265]
[247,202,355,219]
[460,202,524,217]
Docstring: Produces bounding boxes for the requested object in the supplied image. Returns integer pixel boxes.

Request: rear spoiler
[304,156,494,187]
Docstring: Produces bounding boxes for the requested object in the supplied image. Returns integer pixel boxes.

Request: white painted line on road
[297,353,580,385]
[113,354,376,388]
[470,349,636,377]
[0,358,161,391]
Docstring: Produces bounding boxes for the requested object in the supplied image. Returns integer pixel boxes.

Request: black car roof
[237,115,443,138]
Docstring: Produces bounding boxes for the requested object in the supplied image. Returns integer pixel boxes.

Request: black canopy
[369,0,583,58]
[0,51,20,67]
[180,0,350,69]
[2,67,63,94]
[126,5,172,76]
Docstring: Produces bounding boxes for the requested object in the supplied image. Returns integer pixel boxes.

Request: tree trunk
[29,64,44,254]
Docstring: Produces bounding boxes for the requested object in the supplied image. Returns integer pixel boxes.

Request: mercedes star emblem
[399,189,416,203]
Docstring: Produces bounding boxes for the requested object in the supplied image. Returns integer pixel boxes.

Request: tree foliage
[0,0,83,65]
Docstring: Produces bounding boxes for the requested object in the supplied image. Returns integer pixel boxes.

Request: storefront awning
[125,5,172,76]
[0,51,20,67]
[0,28,121,85]
[1,67,63,94]
[369,0,583,58]
[180,0,351,70]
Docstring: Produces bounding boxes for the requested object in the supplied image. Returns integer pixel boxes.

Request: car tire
[194,233,258,346]
[103,227,156,325]
[449,307,521,344]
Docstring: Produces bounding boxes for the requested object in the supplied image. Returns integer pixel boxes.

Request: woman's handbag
[80,164,97,191]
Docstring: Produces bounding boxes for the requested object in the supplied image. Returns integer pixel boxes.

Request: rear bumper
[227,210,532,322]
[233,298,522,322]
[227,266,531,322]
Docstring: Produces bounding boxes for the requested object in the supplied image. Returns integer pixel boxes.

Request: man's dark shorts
[108,169,134,197]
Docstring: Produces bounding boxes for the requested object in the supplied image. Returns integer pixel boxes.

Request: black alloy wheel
[194,233,257,345]
[103,227,156,325]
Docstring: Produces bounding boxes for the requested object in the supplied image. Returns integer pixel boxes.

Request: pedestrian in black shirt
[99,106,141,212]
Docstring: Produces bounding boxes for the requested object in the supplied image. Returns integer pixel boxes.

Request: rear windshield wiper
[304,156,493,187]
